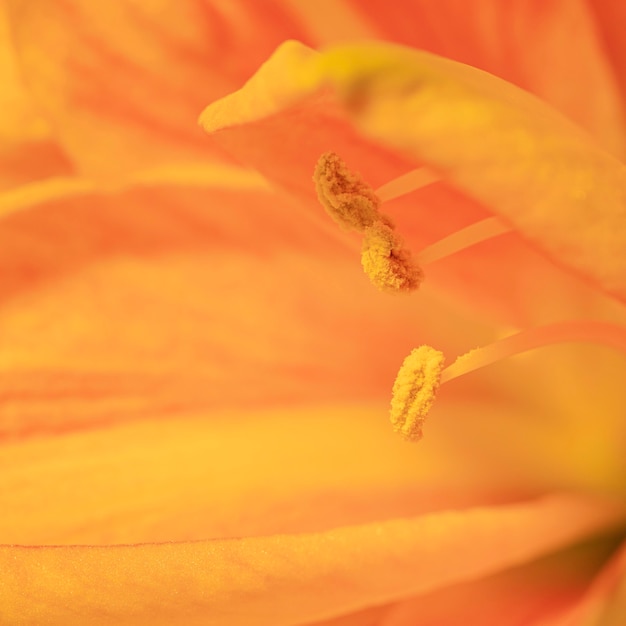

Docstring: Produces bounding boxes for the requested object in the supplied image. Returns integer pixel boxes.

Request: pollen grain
[313,152,381,232]
[362,221,423,292]
[390,345,446,442]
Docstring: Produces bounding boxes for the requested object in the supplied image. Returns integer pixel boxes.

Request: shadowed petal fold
[0,494,623,626]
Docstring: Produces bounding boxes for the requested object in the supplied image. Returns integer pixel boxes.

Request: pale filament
[418,217,512,265]
[376,166,512,265]
[442,321,626,384]
[313,155,515,291]
[390,321,626,442]
[375,167,442,202]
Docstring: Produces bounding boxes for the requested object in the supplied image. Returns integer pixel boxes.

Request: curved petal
[0,494,622,626]
[297,0,624,157]
[200,41,626,306]
[3,359,625,545]
[10,0,621,181]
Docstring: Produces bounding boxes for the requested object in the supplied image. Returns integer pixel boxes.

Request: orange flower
[1,1,626,624]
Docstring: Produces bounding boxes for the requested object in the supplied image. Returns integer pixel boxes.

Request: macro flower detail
[390,345,445,442]
[314,151,422,292]
[389,321,626,444]
[313,151,382,232]
[361,220,422,293]
[3,2,626,625]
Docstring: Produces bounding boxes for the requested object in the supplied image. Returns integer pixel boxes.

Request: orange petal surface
[0,494,622,626]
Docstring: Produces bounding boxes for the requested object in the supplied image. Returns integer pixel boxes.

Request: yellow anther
[361,221,423,292]
[390,346,446,442]
[313,152,381,232]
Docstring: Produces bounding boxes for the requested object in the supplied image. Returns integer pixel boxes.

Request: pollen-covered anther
[313,152,381,232]
[362,221,423,292]
[390,346,446,442]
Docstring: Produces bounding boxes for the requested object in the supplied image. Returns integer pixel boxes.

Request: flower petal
[380,534,620,626]
[534,541,626,626]
[0,5,73,189]
[0,494,622,626]
[348,0,626,157]
[588,0,626,125]
[3,0,312,179]
[200,41,626,305]
[0,404,517,545]
[0,173,488,436]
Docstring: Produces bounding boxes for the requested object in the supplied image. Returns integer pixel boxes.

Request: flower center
[391,321,626,442]
[313,152,512,290]
[313,153,626,442]
[314,152,423,292]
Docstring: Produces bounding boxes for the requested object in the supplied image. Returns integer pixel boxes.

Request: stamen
[375,166,442,202]
[313,152,381,232]
[391,321,626,442]
[390,345,446,442]
[442,321,626,384]
[362,221,423,292]
[313,154,513,292]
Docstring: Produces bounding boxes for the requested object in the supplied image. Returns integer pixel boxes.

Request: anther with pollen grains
[390,346,445,442]
[362,221,423,292]
[313,152,381,232]
[314,151,422,293]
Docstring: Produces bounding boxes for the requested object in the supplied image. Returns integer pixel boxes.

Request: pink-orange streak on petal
[588,0,626,126]
[3,0,313,179]
[0,495,623,626]
[0,5,74,190]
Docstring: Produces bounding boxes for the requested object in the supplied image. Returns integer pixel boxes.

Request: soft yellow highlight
[0,163,271,220]
[313,151,381,232]
[362,221,423,292]
[375,166,442,202]
[390,345,445,441]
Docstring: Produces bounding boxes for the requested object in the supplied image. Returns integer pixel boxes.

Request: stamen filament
[442,321,626,384]
[313,154,511,290]
[375,167,441,202]
[419,217,512,265]
[391,321,626,442]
